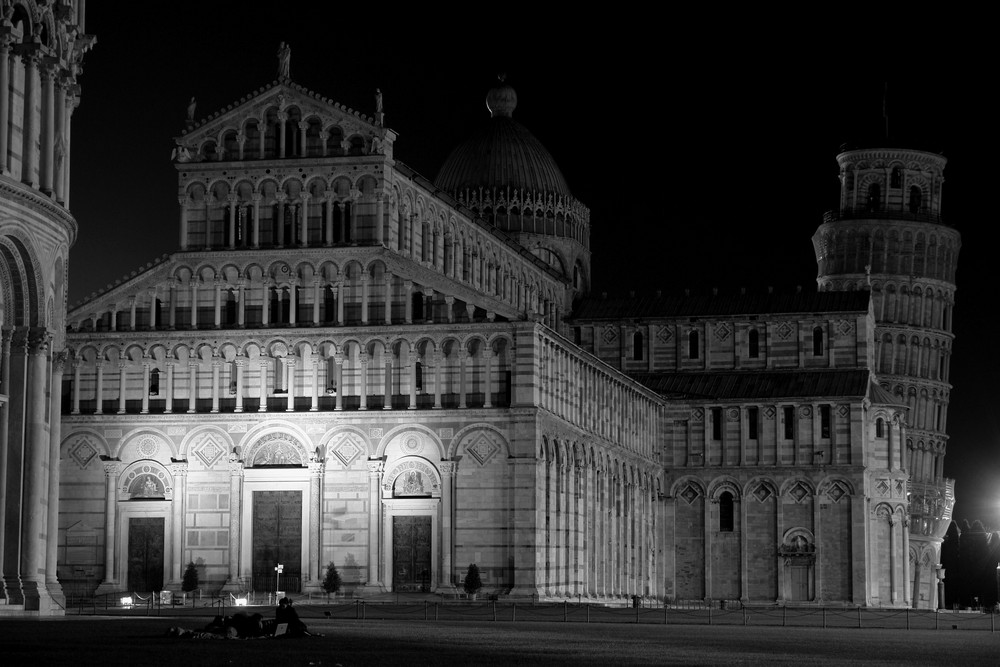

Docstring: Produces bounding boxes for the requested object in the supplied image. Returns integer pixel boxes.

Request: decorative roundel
[403,436,421,453]
[280,265,290,274]
[136,435,160,458]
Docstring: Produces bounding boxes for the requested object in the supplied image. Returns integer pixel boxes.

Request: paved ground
[1,612,999,666]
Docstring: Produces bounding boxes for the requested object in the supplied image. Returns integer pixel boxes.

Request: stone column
[299,192,310,247]
[222,458,243,591]
[211,358,221,413]
[312,280,321,325]
[439,461,457,592]
[404,281,413,323]
[275,193,286,247]
[360,274,370,325]
[190,279,199,329]
[432,351,442,409]
[308,458,324,589]
[324,197,334,245]
[382,357,392,410]
[310,359,319,411]
[334,354,344,411]
[237,280,246,327]
[213,279,222,328]
[277,111,288,158]
[21,49,39,186]
[384,273,393,324]
[285,358,296,412]
[168,462,187,587]
[148,289,158,330]
[234,357,245,413]
[187,362,198,413]
[71,358,82,414]
[484,349,494,408]
[258,358,269,412]
[251,194,262,248]
[359,353,369,411]
[459,352,469,409]
[336,283,344,324]
[407,352,417,409]
[289,279,298,326]
[168,280,178,329]
[45,352,66,605]
[128,297,137,331]
[0,36,10,173]
[261,280,271,326]
[40,62,56,193]
[164,359,175,413]
[116,362,127,414]
[178,197,190,250]
[140,360,151,414]
[98,462,123,592]
[364,460,384,591]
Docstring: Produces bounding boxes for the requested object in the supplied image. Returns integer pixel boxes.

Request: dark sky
[67,6,998,526]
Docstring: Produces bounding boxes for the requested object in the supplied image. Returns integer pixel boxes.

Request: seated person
[274,597,309,637]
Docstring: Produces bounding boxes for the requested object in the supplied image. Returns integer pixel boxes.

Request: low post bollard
[905,607,909,630]
[424,601,428,621]
[355,599,360,620]
[822,607,826,629]
[435,602,439,621]
[858,606,862,629]
[782,605,786,627]
[492,601,497,622]
[564,601,568,623]
[512,602,516,623]
[709,605,713,626]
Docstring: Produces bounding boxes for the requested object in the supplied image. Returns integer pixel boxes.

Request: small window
[415,361,423,392]
[632,331,644,361]
[891,167,902,189]
[909,186,922,214]
[783,406,794,440]
[748,328,759,359]
[149,369,160,396]
[813,327,824,356]
[689,330,700,359]
[748,407,759,440]
[711,408,722,440]
[867,183,882,211]
[820,405,831,439]
[719,492,734,532]
[876,417,885,438]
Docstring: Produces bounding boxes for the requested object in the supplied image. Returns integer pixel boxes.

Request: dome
[434,78,572,198]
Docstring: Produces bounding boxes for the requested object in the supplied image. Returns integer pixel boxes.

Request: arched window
[867,183,881,212]
[632,331,644,361]
[415,361,423,392]
[812,326,824,356]
[909,186,922,214]
[149,369,160,396]
[688,330,699,359]
[719,492,734,532]
[876,417,885,438]
[748,328,760,359]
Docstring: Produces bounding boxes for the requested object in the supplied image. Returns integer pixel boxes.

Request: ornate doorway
[393,515,432,592]
[252,490,302,592]
[127,517,164,592]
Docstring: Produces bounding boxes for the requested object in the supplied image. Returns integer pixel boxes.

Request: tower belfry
[813,147,960,608]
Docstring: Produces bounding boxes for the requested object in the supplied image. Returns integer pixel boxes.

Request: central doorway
[252,490,302,592]
[127,517,164,592]
[393,515,431,592]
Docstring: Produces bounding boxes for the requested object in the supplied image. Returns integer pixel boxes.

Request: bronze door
[252,490,302,592]
[127,517,164,592]
[393,515,432,592]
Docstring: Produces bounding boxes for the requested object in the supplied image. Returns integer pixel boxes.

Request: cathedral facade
[0,1,91,613]
[43,51,960,611]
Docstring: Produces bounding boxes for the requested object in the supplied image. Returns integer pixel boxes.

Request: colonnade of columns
[68,346,507,415]
[0,327,64,610]
[0,32,81,205]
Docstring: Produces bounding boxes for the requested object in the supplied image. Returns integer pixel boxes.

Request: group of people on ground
[166,597,311,639]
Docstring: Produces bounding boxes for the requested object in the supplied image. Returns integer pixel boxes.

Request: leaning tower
[813,148,960,609]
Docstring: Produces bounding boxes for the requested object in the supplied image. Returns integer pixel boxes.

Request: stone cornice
[0,175,77,244]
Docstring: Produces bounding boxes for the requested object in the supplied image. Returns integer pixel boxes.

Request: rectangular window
[711,408,722,440]
[820,405,831,439]
[783,406,794,440]
[748,407,759,440]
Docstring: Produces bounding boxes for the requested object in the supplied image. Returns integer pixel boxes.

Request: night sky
[66,6,998,526]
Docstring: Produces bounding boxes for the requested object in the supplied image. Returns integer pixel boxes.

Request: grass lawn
[1,615,998,665]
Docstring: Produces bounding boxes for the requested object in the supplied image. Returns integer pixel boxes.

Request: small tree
[322,561,342,599]
[182,561,199,607]
[463,563,482,597]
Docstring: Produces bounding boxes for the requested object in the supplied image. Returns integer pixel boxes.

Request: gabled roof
[571,290,871,321]
[177,79,381,147]
[629,369,872,401]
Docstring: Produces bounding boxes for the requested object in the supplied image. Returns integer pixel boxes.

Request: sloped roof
[572,290,871,321]
[629,369,872,400]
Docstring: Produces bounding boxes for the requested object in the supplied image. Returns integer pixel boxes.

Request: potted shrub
[322,561,342,601]
[181,561,199,607]
[463,563,482,600]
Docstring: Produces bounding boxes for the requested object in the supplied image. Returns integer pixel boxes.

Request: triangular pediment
[176,80,385,153]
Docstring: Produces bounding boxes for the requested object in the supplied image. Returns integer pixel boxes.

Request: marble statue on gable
[171,144,193,163]
[374,88,384,126]
[277,42,291,79]
[186,96,197,122]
